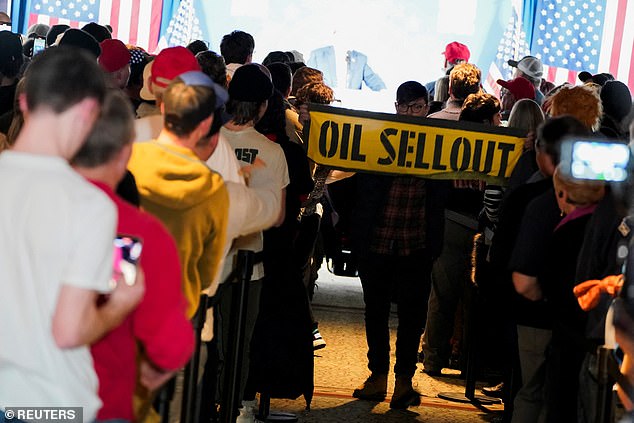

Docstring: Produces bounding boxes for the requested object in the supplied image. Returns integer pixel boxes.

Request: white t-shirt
[206,134,244,185]
[134,113,163,143]
[205,133,278,289]
[0,152,116,422]
[220,126,290,280]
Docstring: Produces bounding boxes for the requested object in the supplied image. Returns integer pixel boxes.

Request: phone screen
[570,141,630,182]
[110,235,143,288]
[33,37,46,56]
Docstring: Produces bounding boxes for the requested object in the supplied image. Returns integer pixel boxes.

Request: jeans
[422,218,476,371]
[357,251,433,378]
[511,325,552,423]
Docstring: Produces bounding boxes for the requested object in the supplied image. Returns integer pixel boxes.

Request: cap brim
[578,71,593,82]
[212,84,229,110]
[496,79,510,89]
[139,61,155,101]
[179,70,229,110]
[507,60,519,68]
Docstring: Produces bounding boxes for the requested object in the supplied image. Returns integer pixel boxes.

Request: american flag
[158,0,202,49]
[27,0,164,52]
[483,1,532,97]
[532,0,634,91]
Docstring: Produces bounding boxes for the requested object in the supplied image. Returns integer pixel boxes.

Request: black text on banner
[305,105,526,184]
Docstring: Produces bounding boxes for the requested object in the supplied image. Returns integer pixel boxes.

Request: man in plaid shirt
[351,81,449,409]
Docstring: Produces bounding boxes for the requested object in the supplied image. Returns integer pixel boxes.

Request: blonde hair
[553,165,605,207]
[550,85,603,131]
[449,63,482,101]
[0,133,8,152]
[508,98,545,133]
[6,78,26,147]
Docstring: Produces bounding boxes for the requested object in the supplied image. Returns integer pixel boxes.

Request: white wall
[198,0,511,112]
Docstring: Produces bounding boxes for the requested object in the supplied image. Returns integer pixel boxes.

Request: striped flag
[26,0,164,52]
[531,0,634,91]
[156,0,202,50]
[483,0,532,97]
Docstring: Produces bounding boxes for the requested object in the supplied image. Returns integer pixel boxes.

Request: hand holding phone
[109,266,145,317]
[560,138,631,182]
[32,36,46,57]
[110,235,143,289]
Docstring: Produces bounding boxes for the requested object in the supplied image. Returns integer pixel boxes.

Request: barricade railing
[155,250,254,423]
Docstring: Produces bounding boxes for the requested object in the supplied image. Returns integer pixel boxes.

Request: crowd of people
[0,17,633,423]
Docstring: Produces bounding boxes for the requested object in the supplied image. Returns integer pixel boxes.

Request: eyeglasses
[396,101,427,114]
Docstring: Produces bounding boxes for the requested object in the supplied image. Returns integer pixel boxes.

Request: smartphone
[32,36,46,56]
[560,138,631,182]
[110,235,143,289]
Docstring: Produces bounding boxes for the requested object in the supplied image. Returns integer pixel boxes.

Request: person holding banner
[459,93,504,226]
[351,81,450,409]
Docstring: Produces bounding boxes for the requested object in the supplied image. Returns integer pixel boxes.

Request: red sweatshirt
[90,181,194,421]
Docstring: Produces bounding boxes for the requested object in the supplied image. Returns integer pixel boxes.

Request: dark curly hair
[295,81,334,105]
[459,93,500,124]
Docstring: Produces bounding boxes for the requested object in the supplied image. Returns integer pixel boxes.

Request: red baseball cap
[151,46,200,88]
[497,76,535,101]
[98,39,131,72]
[443,42,470,64]
[140,46,200,100]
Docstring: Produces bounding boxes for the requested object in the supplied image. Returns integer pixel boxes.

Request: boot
[481,382,504,398]
[389,376,421,409]
[352,373,388,401]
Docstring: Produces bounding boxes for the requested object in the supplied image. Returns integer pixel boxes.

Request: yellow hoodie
[128,140,228,318]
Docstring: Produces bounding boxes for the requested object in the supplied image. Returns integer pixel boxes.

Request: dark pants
[544,329,586,423]
[577,352,599,423]
[422,218,476,371]
[357,251,433,378]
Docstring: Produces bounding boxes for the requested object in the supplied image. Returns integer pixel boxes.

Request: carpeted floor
[265,266,505,422]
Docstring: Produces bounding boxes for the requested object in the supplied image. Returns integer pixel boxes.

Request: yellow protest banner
[304,104,527,184]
